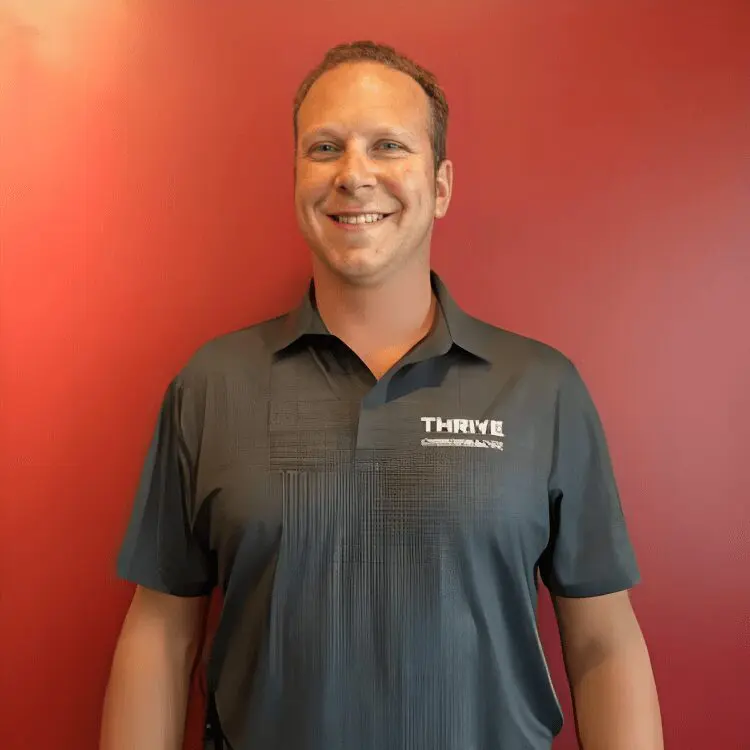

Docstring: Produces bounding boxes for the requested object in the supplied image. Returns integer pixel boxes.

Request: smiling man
[101,41,663,750]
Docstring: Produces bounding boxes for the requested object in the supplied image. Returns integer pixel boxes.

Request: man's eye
[379,142,402,151]
[313,144,336,153]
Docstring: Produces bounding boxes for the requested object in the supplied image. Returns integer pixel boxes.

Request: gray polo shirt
[117,271,640,750]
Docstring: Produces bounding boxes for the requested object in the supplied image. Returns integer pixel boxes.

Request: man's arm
[100,586,210,750]
[553,591,663,750]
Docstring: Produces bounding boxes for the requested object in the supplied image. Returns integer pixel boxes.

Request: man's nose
[334,148,377,193]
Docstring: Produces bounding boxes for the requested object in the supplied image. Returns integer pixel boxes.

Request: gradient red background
[2,2,748,748]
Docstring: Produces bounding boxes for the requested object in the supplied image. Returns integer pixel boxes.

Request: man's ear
[434,159,454,219]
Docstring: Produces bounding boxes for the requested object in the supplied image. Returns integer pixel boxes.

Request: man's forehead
[307,62,425,100]
[298,63,430,132]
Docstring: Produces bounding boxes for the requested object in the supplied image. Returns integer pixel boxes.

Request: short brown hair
[293,40,449,174]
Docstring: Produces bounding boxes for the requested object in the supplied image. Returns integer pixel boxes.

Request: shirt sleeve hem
[547,573,641,599]
[116,569,214,598]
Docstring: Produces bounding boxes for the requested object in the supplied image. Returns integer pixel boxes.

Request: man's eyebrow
[300,127,339,144]
[375,127,419,141]
[300,126,419,145]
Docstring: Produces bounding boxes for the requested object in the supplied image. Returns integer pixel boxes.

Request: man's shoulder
[173,313,288,386]
[460,312,575,378]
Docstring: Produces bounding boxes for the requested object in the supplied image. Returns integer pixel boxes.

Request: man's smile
[326,212,396,230]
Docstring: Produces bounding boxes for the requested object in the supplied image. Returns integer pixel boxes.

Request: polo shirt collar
[269,271,492,364]
[431,272,493,363]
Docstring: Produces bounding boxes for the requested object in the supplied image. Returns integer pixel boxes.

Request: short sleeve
[116,378,216,597]
[539,361,640,598]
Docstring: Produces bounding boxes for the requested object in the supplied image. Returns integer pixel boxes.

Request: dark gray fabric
[117,272,640,750]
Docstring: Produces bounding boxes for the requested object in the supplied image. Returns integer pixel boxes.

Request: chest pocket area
[375,447,506,526]
[363,442,548,560]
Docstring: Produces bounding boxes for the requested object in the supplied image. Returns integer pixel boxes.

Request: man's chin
[316,248,394,286]
[336,260,388,284]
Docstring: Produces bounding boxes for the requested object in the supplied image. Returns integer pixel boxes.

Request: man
[101,41,663,750]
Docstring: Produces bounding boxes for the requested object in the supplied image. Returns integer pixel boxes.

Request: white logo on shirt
[420,417,505,451]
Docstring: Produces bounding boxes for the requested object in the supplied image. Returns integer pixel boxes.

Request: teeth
[334,213,385,224]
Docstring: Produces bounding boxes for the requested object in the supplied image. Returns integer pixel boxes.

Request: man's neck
[312,263,437,377]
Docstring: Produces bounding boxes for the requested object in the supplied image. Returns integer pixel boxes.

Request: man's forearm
[100,624,195,750]
[569,636,663,750]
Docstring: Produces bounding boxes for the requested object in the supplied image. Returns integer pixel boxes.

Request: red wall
[2,2,748,748]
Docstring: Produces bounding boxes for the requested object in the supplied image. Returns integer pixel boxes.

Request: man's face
[294,62,453,286]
